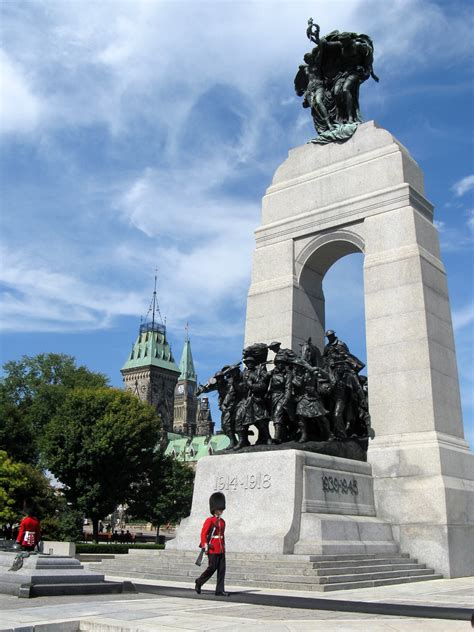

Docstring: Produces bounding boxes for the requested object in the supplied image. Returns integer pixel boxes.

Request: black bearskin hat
[209,492,226,514]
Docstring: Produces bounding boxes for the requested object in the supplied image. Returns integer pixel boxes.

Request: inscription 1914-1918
[214,472,271,491]
[322,475,359,495]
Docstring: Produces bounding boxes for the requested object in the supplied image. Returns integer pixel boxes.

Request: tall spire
[142,268,164,335]
[122,271,179,374]
[178,325,197,382]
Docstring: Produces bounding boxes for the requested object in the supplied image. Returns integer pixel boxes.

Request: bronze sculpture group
[196,19,379,455]
[197,331,374,453]
[294,19,379,144]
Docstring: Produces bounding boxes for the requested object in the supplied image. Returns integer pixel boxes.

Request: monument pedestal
[168,450,397,556]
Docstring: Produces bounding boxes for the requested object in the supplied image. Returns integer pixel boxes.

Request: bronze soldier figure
[197,363,242,448]
[267,349,297,443]
[292,359,331,443]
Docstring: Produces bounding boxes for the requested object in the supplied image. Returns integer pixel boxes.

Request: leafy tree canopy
[0,450,28,523]
[42,387,161,539]
[1,353,108,406]
[0,451,58,524]
[127,453,194,537]
[1,353,109,464]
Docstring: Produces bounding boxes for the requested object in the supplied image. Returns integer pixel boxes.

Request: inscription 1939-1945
[214,472,271,491]
[322,475,359,495]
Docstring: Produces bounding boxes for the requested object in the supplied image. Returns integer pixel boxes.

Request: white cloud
[467,210,474,232]
[0,50,43,134]
[0,246,144,332]
[453,303,474,332]
[3,0,470,139]
[453,175,474,197]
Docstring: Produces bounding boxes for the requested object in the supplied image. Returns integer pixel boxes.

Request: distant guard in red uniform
[16,506,41,551]
[195,492,229,596]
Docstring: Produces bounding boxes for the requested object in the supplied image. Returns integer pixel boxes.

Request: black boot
[256,421,273,445]
[234,429,250,450]
[273,423,284,444]
[298,419,307,443]
[226,432,237,449]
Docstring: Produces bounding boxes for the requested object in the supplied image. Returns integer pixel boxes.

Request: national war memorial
[95,19,474,591]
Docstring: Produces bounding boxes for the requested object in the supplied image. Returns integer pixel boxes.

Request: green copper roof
[165,433,230,462]
[178,337,197,382]
[121,326,180,374]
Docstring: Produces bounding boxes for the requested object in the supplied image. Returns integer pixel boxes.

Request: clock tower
[121,277,180,433]
[173,329,198,435]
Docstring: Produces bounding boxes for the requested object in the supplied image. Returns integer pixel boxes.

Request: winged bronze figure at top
[295,19,379,145]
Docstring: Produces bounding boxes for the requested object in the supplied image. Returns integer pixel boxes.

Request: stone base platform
[168,449,395,555]
[0,553,133,598]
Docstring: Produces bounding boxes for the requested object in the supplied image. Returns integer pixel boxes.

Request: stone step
[129,550,407,562]
[101,565,439,584]
[316,568,437,585]
[37,563,84,570]
[31,572,106,585]
[319,574,445,592]
[99,561,427,580]
[31,581,123,597]
[312,557,418,569]
[78,554,116,562]
[94,549,441,592]
[112,558,422,574]
[198,567,437,584]
[113,569,443,592]
[95,553,412,570]
[313,563,425,576]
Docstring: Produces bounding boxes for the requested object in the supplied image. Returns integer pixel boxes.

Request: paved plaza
[0,576,472,631]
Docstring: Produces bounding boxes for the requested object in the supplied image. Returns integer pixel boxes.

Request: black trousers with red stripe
[196,553,226,593]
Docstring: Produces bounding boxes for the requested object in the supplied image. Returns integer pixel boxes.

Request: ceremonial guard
[16,505,41,551]
[195,492,229,596]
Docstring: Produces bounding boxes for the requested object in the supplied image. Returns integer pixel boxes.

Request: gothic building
[122,278,217,447]
[121,320,181,433]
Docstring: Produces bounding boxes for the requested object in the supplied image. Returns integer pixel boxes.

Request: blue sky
[1,0,473,447]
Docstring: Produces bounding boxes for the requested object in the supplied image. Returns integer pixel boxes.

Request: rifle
[195,524,216,567]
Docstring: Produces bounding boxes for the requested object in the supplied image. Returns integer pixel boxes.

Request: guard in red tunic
[16,506,41,552]
[195,492,229,596]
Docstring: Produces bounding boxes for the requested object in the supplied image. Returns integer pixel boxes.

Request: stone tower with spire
[121,276,180,433]
[196,396,214,436]
[173,328,198,436]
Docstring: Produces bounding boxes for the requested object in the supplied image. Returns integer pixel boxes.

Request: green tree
[41,502,84,542]
[0,451,57,525]
[0,353,109,464]
[0,450,28,523]
[42,388,161,541]
[127,453,194,542]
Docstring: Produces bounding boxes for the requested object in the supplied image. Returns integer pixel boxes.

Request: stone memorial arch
[244,121,473,577]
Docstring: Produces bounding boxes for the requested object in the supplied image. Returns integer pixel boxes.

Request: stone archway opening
[295,234,365,353]
[323,251,366,370]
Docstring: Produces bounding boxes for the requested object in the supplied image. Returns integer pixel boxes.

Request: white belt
[212,535,223,538]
